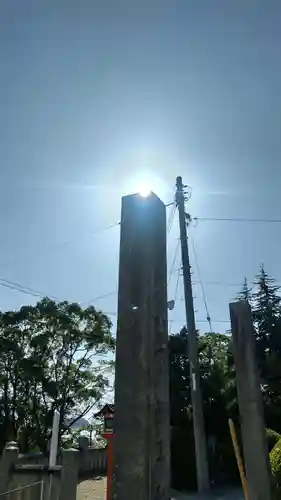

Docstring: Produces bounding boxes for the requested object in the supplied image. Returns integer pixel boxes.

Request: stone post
[229,300,273,500]
[61,448,79,500]
[0,441,19,494]
[113,193,170,500]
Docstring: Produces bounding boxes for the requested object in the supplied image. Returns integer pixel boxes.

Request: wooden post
[229,300,273,500]
[228,419,249,500]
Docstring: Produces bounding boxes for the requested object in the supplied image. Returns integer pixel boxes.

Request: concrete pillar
[61,448,78,500]
[229,300,273,500]
[0,441,19,494]
[113,192,170,500]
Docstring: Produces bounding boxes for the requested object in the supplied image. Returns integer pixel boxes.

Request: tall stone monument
[112,192,170,500]
[230,300,273,500]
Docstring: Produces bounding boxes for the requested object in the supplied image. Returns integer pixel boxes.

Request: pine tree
[252,265,281,346]
[252,266,281,431]
[236,277,252,303]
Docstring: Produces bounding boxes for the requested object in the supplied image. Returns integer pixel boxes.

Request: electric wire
[85,291,117,305]
[169,268,181,334]
[54,221,120,248]
[192,280,242,287]
[1,221,121,270]
[167,203,176,235]
[189,232,213,333]
[0,220,121,303]
[170,318,230,324]
[168,239,180,286]
[102,311,230,325]
[195,217,281,224]
[0,277,59,301]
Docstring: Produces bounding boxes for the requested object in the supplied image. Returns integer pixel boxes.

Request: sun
[138,184,152,197]
[122,171,170,200]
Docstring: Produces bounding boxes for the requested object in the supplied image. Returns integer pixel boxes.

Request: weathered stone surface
[113,193,170,500]
[230,301,273,500]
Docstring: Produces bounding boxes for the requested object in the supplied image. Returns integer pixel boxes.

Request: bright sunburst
[123,171,169,200]
[138,184,152,197]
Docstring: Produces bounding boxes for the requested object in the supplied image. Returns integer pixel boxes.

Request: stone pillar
[0,441,19,494]
[61,448,79,500]
[113,193,170,500]
[229,300,273,500]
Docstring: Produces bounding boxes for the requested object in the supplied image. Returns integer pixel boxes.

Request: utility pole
[175,176,210,492]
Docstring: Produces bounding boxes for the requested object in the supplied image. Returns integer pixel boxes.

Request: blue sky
[1,0,281,334]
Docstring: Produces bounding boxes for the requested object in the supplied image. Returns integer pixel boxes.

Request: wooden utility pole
[175,176,210,492]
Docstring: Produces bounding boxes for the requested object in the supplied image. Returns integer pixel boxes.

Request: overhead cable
[189,232,213,333]
[0,276,59,301]
[195,217,281,224]
[167,203,176,235]
[169,268,181,334]
[168,239,180,286]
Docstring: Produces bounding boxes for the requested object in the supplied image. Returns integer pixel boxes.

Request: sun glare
[138,184,152,197]
[122,170,171,201]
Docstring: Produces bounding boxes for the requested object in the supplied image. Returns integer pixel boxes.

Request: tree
[169,327,195,490]
[198,333,231,433]
[169,329,234,489]
[252,265,281,343]
[0,298,115,453]
[251,266,281,432]
[236,277,252,303]
[169,327,190,428]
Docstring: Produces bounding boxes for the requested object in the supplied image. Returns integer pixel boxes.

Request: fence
[0,441,107,500]
[78,447,107,478]
[15,446,107,478]
[0,480,44,500]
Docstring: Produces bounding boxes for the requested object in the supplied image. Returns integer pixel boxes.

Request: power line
[167,239,180,285]
[86,291,117,304]
[193,280,242,287]
[0,277,59,301]
[167,203,176,234]
[84,208,176,307]
[97,312,230,325]
[171,318,230,324]
[169,269,181,334]
[1,221,121,269]
[0,276,119,307]
[195,217,281,224]
[50,221,120,248]
[197,319,229,324]
[190,233,213,333]
[171,320,230,325]
[0,281,43,298]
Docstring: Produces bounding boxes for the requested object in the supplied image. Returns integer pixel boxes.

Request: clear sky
[1,0,281,335]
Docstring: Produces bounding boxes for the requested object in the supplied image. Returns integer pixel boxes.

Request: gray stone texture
[113,193,170,500]
[229,300,273,500]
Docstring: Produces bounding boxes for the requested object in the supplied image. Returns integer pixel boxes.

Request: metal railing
[0,480,44,500]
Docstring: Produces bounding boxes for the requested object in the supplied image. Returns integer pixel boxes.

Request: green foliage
[270,438,281,498]
[236,277,252,303]
[251,267,281,433]
[0,298,114,453]
[267,429,281,453]
[61,421,106,449]
[170,265,281,491]
[169,329,236,489]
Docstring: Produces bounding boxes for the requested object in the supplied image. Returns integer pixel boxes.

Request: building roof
[94,403,115,418]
